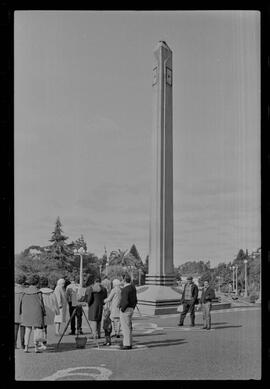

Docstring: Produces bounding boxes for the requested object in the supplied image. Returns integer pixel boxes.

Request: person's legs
[189,303,195,326]
[113,318,121,337]
[120,308,133,347]
[76,306,83,333]
[39,326,47,349]
[69,303,76,334]
[96,320,101,338]
[205,302,211,329]
[103,330,111,345]
[20,325,25,348]
[33,327,43,352]
[89,320,98,339]
[55,322,61,335]
[126,308,133,346]
[202,304,207,328]
[15,323,19,348]
[179,302,189,325]
[24,326,32,352]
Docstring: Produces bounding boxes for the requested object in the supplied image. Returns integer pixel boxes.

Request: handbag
[34,328,46,343]
[177,304,183,313]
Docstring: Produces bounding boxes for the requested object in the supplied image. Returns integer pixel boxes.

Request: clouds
[14,11,260,266]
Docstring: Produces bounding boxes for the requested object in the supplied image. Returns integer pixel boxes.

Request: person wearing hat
[178,276,199,327]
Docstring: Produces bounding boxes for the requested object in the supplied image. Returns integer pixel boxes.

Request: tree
[236,249,247,262]
[73,235,87,251]
[129,244,141,261]
[47,217,73,265]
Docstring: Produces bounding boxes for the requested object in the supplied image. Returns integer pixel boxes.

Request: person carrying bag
[177,276,199,327]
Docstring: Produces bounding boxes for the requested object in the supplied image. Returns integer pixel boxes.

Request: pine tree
[48,217,72,264]
[130,244,141,261]
[74,235,87,251]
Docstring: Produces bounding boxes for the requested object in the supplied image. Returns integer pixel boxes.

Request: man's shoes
[206,327,211,330]
[202,326,207,329]
[120,345,132,350]
[69,332,75,335]
[177,323,183,326]
[103,342,111,346]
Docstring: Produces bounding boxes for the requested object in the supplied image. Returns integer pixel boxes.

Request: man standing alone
[178,276,198,327]
[200,280,215,330]
[119,274,137,350]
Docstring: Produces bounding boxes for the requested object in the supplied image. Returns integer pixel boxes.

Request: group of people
[178,276,216,330]
[15,272,138,353]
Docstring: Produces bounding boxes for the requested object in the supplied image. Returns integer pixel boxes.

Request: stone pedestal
[137,285,181,315]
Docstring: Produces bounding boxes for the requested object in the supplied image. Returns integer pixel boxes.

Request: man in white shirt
[66,277,84,335]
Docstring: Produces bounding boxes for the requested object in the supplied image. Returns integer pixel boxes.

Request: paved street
[15,307,261,381]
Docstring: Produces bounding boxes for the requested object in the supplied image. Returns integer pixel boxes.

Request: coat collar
[23,285,40,294]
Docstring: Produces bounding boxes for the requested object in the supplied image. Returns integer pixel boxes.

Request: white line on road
[93,344,148,351]
[41,366,113,381]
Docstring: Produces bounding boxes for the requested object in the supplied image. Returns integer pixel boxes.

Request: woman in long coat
[85,277,107,339]
[104,279,122,337]
[39,276,60,347]
[14,274,26,348]
[20,274,46,353]
[54,278,67,335]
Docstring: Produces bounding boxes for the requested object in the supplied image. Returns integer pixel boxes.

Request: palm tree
[108,249,143,281]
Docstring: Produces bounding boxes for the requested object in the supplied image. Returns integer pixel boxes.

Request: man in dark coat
[119,274,137,350]
[85,277,107,339]
[199,280,216,330]
[178,276,199,327]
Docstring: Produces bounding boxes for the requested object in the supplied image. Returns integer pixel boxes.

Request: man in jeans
[200,280,215,330]
[119,274,137,350]
[178,276,199,327]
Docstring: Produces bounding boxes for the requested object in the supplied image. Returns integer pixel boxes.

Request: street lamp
[244,259,248,297]
[138,268,142,286]
[99,263,102,277]
[218,276,221,293]
[74,247,86,288]
[105,260,108,276]
[235,265,238,295]
[252,251,261,304]
[232,265,235,292]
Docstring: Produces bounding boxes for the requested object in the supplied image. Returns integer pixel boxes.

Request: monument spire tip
[155,40,171,51]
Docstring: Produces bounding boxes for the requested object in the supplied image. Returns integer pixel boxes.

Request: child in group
[102,305,112,346]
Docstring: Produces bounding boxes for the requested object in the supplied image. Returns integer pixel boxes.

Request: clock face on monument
[166,68,172,85]
[153,67,158,86]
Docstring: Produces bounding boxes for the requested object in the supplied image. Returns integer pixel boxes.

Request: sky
[14,11,260,267]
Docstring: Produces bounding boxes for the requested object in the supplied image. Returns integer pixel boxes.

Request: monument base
[137,284,181,315]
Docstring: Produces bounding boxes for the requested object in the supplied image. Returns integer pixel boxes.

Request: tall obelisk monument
[147,40,174,285]
[137,41,180,315]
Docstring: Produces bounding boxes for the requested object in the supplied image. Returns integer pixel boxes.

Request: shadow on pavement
[133,332,165,337]
[47,342,99,353]
[212,325,242,330]
[140,339,187,348]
